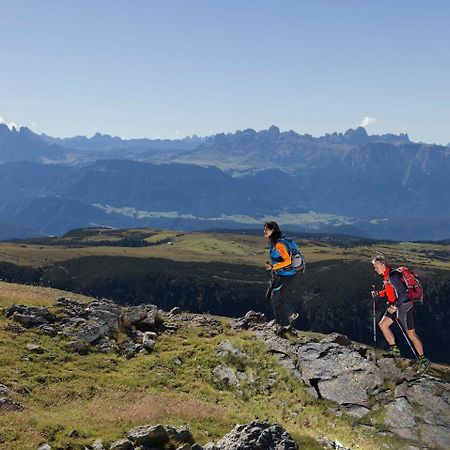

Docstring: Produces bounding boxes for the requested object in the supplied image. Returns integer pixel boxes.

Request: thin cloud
[360,116,376,127]
[0,115,18,130]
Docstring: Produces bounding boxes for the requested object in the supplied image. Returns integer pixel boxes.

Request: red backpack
[394,267,424,303]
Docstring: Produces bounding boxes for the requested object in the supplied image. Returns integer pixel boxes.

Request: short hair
[371,254,387,265]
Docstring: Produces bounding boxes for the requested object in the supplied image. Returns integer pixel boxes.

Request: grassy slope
[1,227,449,270]
[0,281,416,450]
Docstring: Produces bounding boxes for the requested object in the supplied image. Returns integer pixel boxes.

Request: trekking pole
[392,314,419,361]
[266,261,277,321]
[371,285,377,345]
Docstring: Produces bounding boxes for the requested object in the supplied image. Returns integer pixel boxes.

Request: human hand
[387,305,397,314]
[265,262,273,271]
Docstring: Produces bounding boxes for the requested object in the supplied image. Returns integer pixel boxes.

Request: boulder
[165,425,195,444]
[217,340,248,359]
[126,424,169,446]
[143,331,157,351]
[5,304,55,327]
[213,365,239,386]
[122,305,158,329]
[215,420,298,450]
[109,438,134,450]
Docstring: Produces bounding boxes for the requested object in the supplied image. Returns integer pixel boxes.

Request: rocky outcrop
[214,421,298,449]
[3,298,170,358]
[4,304,56,327]
[232,311,450,450]
[38,421,299,450]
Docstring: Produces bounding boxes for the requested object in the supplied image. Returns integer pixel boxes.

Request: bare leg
[406,329,424,356]
[379,316,395,345]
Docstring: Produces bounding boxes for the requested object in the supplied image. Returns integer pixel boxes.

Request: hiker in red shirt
[371,254,430,375]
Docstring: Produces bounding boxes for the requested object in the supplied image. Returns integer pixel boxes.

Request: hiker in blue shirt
[264,221,300,335]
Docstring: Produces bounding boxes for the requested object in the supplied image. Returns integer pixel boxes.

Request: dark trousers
[266,275,296,326]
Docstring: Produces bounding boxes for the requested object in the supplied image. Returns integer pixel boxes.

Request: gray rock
[417,422,450,450]
[109,438,134,450]
[389,427,418,441]
[170,307,182,315]
[345,404,371,418]
[95,336,119,354]
[73,322,107,343]
[164,322,178,334]
[215,420,298,450]
[0,384,12,397]
[384,398,416,431]
[213,365,239,386]
[87,300,121,332]
[217,340,248,359]
[203,444,218,450]
[38,444,52,450]
[120,341,143,359]
[316,436,351,449]
[296,342,382,405]
[122,305,158,328]
[143,332,157,351]
[165,425,195,444]
[37,324,57,337]
[406,379,450,427]
[67,340,89,355]
[320,332,352,347]
[394,382,409,398]
[26,342,44,353]
[91,438,105,450]
[126,424,169,446]
[376,357,404,381]
[5,304,55,327]
[0,397,24,411]
[231,310,266,330]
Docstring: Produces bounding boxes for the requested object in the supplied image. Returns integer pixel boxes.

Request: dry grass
[0,281,91,308]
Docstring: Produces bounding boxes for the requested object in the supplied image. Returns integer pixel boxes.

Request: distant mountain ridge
[0,123,414,166]
[1,124,449,240]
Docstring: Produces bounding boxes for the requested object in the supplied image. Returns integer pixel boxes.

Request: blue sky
[0,0,449,143]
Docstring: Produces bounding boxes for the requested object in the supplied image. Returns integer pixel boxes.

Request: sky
[0,0,449,144]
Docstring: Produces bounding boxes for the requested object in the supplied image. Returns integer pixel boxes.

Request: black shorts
[384,302,414,330]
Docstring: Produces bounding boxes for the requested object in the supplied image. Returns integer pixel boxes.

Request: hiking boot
[275,324,295,337]
[383,345,401,357]
[416,357,431,376]
[289,312,299,323]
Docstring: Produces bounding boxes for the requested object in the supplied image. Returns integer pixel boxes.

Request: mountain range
[1,123,449,240]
